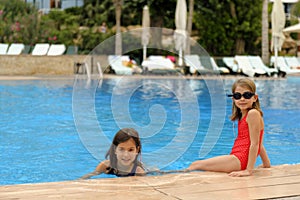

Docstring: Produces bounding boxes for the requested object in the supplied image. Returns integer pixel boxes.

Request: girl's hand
[228,169,252,177]
[257,164,271,169]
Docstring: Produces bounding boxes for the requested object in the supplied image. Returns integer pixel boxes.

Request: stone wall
[0,55,108,76]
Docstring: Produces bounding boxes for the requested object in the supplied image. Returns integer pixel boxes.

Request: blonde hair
[230,78,263,121]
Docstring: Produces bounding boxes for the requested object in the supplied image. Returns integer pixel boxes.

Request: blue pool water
[0,76,300,185]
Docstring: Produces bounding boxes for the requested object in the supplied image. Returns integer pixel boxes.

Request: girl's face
[233,86,257,112]
[115,138,139,167]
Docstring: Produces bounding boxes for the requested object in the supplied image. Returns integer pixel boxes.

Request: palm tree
[54,0,59,8]
[113,0,123,55]
[261,0,269,64]
[186,0,194,55]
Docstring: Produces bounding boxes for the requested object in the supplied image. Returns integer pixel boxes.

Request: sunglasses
[227,92,255,100]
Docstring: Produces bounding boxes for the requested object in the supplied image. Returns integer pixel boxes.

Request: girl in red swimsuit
[187,78,271,177]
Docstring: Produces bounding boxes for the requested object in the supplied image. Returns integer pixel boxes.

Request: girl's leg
[187,155,241,173]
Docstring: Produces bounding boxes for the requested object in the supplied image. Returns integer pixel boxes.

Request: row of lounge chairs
[107,55,178,75]
[0,43,26,55]
[270,56,300,75]
[0,43,77,56]
[2,43,299,77]
[223,55,300,77]
[108,54,300,77]
[107,54,230,76]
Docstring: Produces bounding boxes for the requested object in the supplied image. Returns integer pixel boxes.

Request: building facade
[24,0,83,13]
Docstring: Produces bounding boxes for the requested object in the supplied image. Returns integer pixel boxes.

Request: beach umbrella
[142,5,150,61]
[283,23,300,33]
[271,0,286,70]
[270,0,298,2]
[174,0,187,66]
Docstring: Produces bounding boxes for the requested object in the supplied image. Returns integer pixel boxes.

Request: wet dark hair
[105,128,142,170]
[230,78,263,121]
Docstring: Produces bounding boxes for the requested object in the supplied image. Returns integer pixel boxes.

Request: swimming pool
[1,76,300,185]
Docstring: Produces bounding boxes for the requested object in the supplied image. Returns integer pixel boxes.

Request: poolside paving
[1,164,300,200]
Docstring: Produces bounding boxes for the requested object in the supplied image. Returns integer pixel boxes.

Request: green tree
[122,0,177,49]
[0,0,270,55]
[291,1,300,18]
[82,0,114,27]
[194,0,262,56]
[0,0,38,44]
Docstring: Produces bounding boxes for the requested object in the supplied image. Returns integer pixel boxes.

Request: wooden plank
[0,164,299,200]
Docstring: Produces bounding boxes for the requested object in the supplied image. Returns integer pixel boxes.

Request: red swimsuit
[230,113,263,170]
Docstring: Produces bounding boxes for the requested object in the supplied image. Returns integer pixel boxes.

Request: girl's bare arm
[259,145,271,168]
[79,160,109,179]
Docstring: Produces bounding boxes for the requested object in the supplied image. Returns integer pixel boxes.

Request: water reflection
[1,77,300,185]
[256,78,300,109]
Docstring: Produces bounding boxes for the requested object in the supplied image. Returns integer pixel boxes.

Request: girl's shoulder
[247,109,263,122]
[247,109,261,116]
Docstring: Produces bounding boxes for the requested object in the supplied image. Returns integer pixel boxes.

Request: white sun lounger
[142,55,175,71]
[285,57,300,74]
[210,57,230,74]
[0,43,9,55]
[198,55,229,75]
[184,55,205,74]
[248,56,278,76]
[270,56,300,75]
[47,44,66,56]
[108,55,133,75]
[222,57,240,73]
[31,43,50,56]
[270,56,289,73]
[6,43,25,55]
[234,55,266,77]
[284,56,300,69]
[185,55,220,75]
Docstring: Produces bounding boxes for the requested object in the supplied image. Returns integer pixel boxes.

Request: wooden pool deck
[1,164,300,200]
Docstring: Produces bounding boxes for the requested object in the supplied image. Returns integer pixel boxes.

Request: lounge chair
[6,43,25,55]
[234,55,266,77]
[23,45,32,54]
[184,55,204,74]
[270,56,290,76]
[284,56,300,69]
[270,56,300,76]
[0,43,9,55]
[66,45,78,55]
[31,43,50,56]
[271,56,300,74]
[141,55,178,75]
[142,56,175,70]
[210,57,230,74]
[199,55,229,74]
[248,56,278,77]
[108,55,133,75]
[222,57,240,73]
[47,44,66,56]
[184,55,218,75]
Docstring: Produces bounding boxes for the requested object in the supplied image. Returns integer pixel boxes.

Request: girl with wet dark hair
[80,128,145,179]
